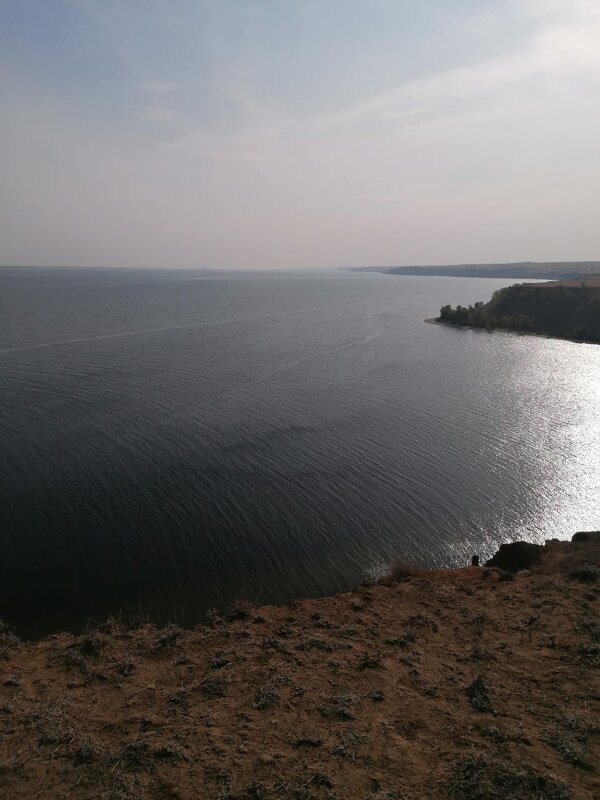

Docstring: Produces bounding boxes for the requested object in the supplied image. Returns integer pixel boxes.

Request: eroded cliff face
[1,534,599,800]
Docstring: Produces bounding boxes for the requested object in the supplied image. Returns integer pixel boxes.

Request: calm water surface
[1,267,599,635]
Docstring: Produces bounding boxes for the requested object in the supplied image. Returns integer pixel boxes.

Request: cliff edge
[1,534,599,799]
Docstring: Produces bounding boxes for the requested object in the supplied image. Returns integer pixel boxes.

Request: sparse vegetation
[466,674,493,713]
[570,563,599,583]
[0,534,598,798]
[379,559,423,585]
[448,756,570,800]
[0,619,19,659]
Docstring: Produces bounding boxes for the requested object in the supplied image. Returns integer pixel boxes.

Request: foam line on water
[0,301,372,356]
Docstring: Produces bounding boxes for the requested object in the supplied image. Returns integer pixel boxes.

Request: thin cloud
[143,106,178,124]
[343,192,486,207]
[312,6,600,129]
[139,81,184,94]
[2,0,599,268]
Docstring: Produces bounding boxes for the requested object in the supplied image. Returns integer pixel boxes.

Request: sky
[1,1,599,269]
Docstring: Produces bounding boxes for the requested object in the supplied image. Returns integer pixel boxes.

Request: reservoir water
[1,267,599,635]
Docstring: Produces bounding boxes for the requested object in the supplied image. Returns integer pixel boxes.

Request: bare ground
[1,536,599,800]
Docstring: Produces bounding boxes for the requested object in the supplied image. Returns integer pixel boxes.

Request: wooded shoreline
[434,280,600,345]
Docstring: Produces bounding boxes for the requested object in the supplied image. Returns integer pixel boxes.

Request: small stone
[294,735,322,747]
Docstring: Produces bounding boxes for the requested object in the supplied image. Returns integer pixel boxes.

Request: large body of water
[1,267,599,635]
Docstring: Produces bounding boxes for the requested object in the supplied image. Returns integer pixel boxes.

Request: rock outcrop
[484,540,543,572]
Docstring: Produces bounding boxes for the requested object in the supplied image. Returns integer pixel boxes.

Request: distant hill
[350,261,600,280]
[437,279,600,343]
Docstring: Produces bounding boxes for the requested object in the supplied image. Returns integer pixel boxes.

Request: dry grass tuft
[570,564,599,583]
[318,693,358,720]
[378,560,424,586]
[448,756,570,800]
[0,619,19,659]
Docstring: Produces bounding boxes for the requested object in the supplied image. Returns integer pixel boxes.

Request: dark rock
[294,735,322,747]
[572,531,600,542]
[485,542,543,573]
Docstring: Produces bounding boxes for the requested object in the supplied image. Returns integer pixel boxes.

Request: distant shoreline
[349,261,600,281]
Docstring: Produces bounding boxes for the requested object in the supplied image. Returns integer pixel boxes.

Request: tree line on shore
[437,283,600,343]
[438,301,534,332]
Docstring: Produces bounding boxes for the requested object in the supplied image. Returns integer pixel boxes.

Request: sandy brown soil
[1,536,599,800]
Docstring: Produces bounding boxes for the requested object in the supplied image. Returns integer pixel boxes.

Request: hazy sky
[1,1,599,269]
